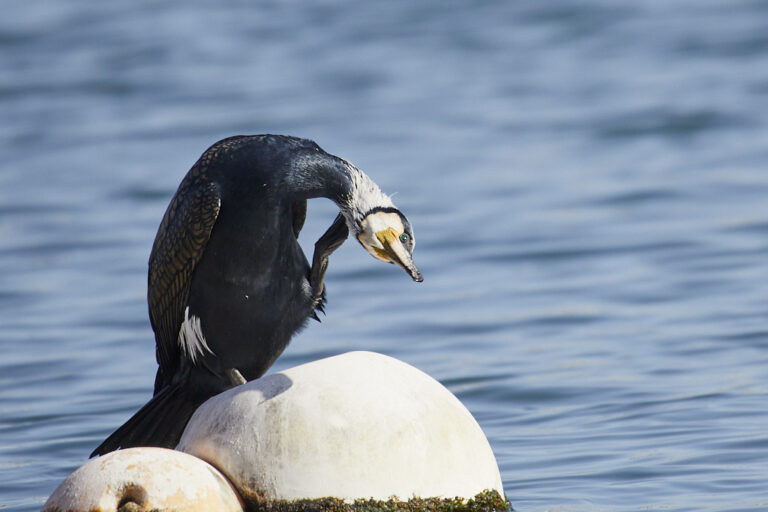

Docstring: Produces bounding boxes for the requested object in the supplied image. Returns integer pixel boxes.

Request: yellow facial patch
[374,227,401,261]
[357,211,406,263]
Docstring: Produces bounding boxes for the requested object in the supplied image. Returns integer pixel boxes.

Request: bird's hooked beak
[374,228,423,282]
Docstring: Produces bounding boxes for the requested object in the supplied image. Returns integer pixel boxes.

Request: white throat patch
[178,306,214,364]
[357,211,405,261]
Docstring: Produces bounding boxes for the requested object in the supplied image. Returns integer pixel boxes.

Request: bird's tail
[90,378,205,458]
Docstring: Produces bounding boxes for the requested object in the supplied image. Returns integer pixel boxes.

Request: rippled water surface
[2,1,768,510]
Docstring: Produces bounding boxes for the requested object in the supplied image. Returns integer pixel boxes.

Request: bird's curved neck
[285,153,394,228]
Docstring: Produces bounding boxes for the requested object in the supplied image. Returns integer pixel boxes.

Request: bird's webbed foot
[309,213,349,317]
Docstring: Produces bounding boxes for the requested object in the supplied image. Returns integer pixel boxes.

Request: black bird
[91,135,422,456]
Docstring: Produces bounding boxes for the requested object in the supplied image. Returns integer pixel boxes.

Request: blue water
[2,1,767,510]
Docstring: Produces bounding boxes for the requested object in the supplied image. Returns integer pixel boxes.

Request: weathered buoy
[177,351,505,506]
[43,447,243,512]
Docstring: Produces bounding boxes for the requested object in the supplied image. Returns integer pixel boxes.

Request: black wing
[148,180,221,394]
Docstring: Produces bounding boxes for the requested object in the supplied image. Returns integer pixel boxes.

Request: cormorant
[91,135,422,456]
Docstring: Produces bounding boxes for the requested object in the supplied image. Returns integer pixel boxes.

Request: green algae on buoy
[244,489,510,512]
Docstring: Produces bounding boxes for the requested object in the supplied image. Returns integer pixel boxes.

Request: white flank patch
[178,306,214,364]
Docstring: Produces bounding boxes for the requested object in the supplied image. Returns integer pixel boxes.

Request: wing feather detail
[148,179,221,391]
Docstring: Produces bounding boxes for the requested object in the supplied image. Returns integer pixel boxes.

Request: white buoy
[178,351,504,503]
[43,447,243,512]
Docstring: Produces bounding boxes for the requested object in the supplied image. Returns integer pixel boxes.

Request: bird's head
[354,207,423,282]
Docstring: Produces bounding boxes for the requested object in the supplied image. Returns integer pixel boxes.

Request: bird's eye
[399,233,409,244]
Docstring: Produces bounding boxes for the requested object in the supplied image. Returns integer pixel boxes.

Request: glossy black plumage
[91,135,355,456]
